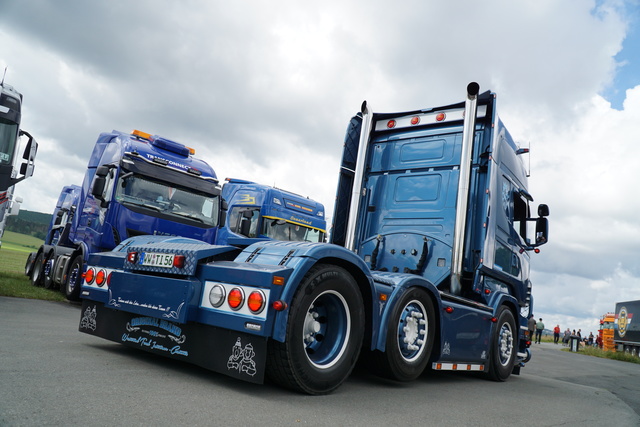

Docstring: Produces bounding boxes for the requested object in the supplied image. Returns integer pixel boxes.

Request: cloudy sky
[2,0,640,337]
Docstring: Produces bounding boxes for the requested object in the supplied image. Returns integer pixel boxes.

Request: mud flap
[79,300,267,384]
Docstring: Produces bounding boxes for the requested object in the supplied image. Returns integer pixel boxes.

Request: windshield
[0,118,19,166]
[262,218,324,243]
[114,174,219,226]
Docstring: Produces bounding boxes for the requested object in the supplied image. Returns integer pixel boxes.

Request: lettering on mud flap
[80,305,97,331]
[121,316,188,357]
[227,338,257,377]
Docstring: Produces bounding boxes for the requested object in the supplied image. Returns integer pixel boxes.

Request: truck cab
[27,129,222,300]
[218,178,326,247]
[0,81,37,193]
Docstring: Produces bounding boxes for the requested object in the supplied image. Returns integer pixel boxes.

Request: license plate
[140,252,175,268]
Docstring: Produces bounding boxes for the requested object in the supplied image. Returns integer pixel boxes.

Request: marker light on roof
[132,129,152,140]
[436,113,446,122]
[387,119,396,129]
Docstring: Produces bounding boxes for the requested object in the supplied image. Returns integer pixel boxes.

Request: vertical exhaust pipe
[344,101,373,252]
[450,82,480,295]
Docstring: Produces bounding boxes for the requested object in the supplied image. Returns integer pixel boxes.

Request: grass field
[0,231,65,302]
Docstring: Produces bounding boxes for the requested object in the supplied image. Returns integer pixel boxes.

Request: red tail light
[247,290,266,314]
[84,268,95,284]
[173,255,185,269]
[127,252,138,263]
[95,269,107,287]
[228,288,244,310]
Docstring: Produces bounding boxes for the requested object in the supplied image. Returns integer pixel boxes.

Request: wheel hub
[398,301,428,361]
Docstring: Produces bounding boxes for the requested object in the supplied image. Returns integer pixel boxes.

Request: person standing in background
[535,318,545,344]
[553,324,561,344]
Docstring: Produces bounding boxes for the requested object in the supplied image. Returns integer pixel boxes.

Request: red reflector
[484,288,491,294]
[436,112,446,122]
[247,290,265,314]
[491,317,498,323]
[127,252,138,263]
[444,306,454,314]
[387,119,396,129]
[228,288,244,310]
[410,116,420,125]
[272,300,288,311]
[95,269,106,287]
[85,268,95,284]
[534,248,540,254]
[173,255,185,268]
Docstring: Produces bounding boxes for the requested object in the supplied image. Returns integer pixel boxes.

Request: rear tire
[64,254,83,301]
[266,264,364,394]
[30,252,45,287]
[373,287,435,381]
[487,306,516,381]
[42,252,55,289]
[24,252,36,277]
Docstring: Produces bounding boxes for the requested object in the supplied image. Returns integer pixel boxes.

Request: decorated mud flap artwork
[78,83,549,394]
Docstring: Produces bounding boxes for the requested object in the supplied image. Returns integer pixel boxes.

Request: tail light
[95,269,107,287]
[228,288,244,310]
[83,268,95,284]
[247,290,266,314]
[209,284,226,308]
[127,252,138,264]
[173,255,185,269]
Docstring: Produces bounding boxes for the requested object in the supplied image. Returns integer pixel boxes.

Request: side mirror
[538,204,549,217]
[95,165,110,178]
[535,217,548,245]
[92,177,106,199]
[239,217,251,237]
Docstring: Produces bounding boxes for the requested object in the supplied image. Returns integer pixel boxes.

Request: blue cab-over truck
[26,138,327,301]
[79,83,549,394]
[26,129,222,301]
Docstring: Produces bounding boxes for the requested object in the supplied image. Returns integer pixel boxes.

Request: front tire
[267,264,364,395]
[487,306,517,381]
[64,254,83,301]
[373,287,435,381]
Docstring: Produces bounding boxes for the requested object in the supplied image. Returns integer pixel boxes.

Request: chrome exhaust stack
[344,101,373,252]
[450,82,480,295]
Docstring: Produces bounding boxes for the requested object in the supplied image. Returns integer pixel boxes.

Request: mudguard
[234,240,378,343]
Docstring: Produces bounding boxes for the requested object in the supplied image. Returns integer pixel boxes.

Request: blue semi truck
[26,129,222,300]
[26,137,327,302]
[219,177,325,247]
[78,83,549,394]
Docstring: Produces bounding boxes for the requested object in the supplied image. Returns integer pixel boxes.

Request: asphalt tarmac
[1,296,638,426]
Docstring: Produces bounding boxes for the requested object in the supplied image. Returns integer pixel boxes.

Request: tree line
[7,210,52,240]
